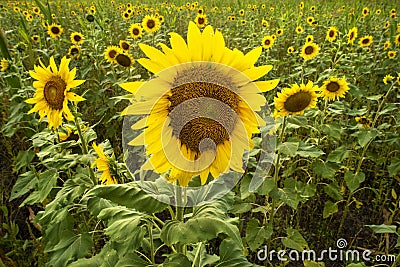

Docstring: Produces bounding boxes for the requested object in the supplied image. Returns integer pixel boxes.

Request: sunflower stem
[175,184,186,254]
[73,113,97,185]
[147,220,155,264]
[338,82,395,234]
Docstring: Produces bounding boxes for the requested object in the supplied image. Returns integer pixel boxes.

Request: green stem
[148,221,155,264]
[338,83,395,234]
[74,113,97,184]
[175,184,186,254]
[268,117,287,228]
[191,242,202,267]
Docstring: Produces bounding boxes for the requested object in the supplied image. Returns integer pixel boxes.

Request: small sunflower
[388,50,396,59]
[307,16,315,25]
[195,14,208,28]
[48,23,63,38]
[326,26,338,42]
[358,36,373,47]
[70,32,84,45]
[122,11,130,20]
[310,6,316,11]
[31,35,40,42]
[262,19,269,27]
[25,56,86,130]
[287,46,295,54]
[395,34,400,45]
[296,26,303,34]
[129,23,143,39]
[347,27,357,44]
[301,42,319,60]
[383,74,394,84]
[104,45,122,63]
[239,9,244,16]
[68,45,81,59]
[262,35,274,49]
[115,52,134,69]
[362,7,369,17]
[240,20,247,25]
[92,142,117,185]
[300,2,304,9]
[355,116,371,128]
[274,81,319,117]
[306,35,314,43]
[320,77,350,101]
[376,9,381,15]
[86,14,95,22]
[384,40,391,50]
[1,59,9,72]
[276,29,283,36]
[142,15,161,34]
[119,40,131,51]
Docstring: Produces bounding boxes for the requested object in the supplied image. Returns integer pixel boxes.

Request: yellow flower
[262,35,274,49]
[1,58,9,72]
[362,7,369,17]
[320,77,350,101]
[383,74,394,84]
[395,34,400,45]
[301,42,319,60]
[384,40,391,50]
[296,26,303,34]
[70,32,84,45]
[115,51,135,69]
[274,81,319,117]
[68,45,81,59]
[388,50,396,59]
[347,27,357,44]
[287,46,295,54]
[120,22,279,187]
[47,23,63,38]
[119,40,131,51]
[25,56,86,129]
[92,142,117,185]
[326,26,338,42]
[142,15,161,34]
[355,116,371,128]
[104,45,122,63]
[194,13,207,28]
[129,23,143,39]
[358,36,373,47]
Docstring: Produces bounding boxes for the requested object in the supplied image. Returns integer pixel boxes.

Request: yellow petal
[201,25,214,61]
[49,56,58,74]
[66,92,85,102]
[137,58,164,74]
[119,81,145,94]
[242,65,273,81]
[187,21,202,61]
[128,132,145,146]
[168,32,190,63]
[254,79,280,92]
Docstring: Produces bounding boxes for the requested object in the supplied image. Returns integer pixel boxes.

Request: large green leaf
[388,157,400,177]
[45,232,93,267]
[344,171,365,192]
[277,141,299,157]
[245,219,272,251]
[355,128,378,148]
[10,171,38,201]
[83,182,167,216]
[312,161,340,180]
[163,253,191,267]
[214,239,254,267]
[367,224,397,234]
[20,169,59,206]
[281,228,308,251]
[161,195,242,247]
[326,146,350,163]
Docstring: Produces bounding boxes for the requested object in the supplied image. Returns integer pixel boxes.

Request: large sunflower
[300,42,319,60]
[48,23,63,38]
[121,22,279,187]
[142,15,161,34]
[320,77,350,101]
[274,81,319,117]
[25,56,85,129]
[104,45,122,63]
[347,27,357,44]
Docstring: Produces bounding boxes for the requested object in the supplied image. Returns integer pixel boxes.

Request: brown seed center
[116,53,131,67]
[51,26,60,34]
[73,35,81,42]
[283,91,312,112]
[198,17,205,24]
[329,30,334,37]
[121,42,130,50]
[44,77,66,110]
[305,45,314,55]
[132,28,140,35]
[326,82,340,92]
[147,19,155,29]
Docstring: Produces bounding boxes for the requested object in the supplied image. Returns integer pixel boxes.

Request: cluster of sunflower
[104,40,135,69]
[274,77,349,117]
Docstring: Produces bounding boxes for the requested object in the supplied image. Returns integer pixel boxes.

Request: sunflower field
[1,0,400,266]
